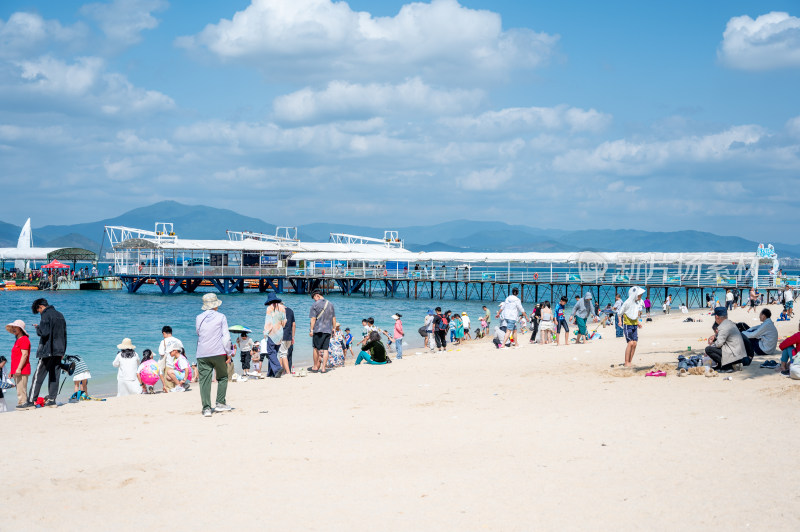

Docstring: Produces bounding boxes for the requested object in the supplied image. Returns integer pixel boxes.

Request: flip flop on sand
[307,367,319,373]
[645,370,667,377]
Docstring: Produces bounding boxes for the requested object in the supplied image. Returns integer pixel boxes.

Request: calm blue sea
[0,286,495,398]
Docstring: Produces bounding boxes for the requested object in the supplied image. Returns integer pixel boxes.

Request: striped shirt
[71,356,90,376]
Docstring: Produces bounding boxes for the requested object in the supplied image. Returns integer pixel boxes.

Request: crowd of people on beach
[2,284,799,414]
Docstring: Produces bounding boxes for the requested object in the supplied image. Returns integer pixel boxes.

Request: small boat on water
[1,280,40,291]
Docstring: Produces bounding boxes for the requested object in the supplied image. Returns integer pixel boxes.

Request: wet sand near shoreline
[2,305,799,531]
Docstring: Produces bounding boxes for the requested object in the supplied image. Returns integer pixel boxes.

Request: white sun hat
[201,293,222,310]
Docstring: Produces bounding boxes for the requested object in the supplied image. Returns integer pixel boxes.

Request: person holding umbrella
[196,293,234,418]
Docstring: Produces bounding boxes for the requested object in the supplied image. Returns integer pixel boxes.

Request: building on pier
[105,223,791,308]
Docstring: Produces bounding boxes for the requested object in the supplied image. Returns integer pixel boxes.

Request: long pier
[106,223,786,309]
[117,267,775,309]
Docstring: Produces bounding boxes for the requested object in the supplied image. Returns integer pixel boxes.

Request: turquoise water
[0,286,496,399]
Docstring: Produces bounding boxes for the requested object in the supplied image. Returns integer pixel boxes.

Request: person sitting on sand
[778,322,800,376]
[492,326,510,349]
[705,307,746,373]
[619,287,645,367]
[163,338,190,392]
[742,308,778,358]
[355,331,389,365]
[113,338,141,397]
[778,308,789,322]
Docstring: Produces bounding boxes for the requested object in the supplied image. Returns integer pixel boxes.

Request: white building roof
[0,247,59,260]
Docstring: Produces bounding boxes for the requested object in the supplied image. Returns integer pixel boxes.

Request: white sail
[14,218,33,272]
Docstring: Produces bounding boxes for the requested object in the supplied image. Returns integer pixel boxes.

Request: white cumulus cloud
[787,115,800,138]
[81,0,168,46]
[440,105,611,138]
[177,0,558,83]
[13,55,174,116]
[273,78,483,123]
[719,11,800,70]
[553,125,765,175]
[458,165,513,191]
[0,11,87,59]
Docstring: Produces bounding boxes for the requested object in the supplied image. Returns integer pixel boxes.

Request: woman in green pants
[196,293,235,417]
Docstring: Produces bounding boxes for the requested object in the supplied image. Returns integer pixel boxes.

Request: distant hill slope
[29,201,282,251]
[2,201,800,256]
[0,220,21,247]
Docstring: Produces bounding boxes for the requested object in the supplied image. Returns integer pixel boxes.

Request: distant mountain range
[2,200,799,257]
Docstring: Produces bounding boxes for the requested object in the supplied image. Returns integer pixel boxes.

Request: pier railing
[115,264,774,288]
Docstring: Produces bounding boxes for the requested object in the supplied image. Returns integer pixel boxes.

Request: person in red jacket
[778,322,800,376]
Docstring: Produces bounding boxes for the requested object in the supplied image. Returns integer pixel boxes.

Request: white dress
[113,352,142,396]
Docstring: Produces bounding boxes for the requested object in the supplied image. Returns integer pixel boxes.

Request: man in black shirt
[23,298,71,408]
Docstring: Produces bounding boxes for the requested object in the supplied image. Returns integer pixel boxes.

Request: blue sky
[1,0,799,242]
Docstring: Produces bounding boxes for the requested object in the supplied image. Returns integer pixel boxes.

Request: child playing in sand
[69,354,92,402]
[343,328,354,359]
[137,349,157,394]
[778,308,790,322]
[163,339,190,392]
[251,343,262,374]
[518,314,528,334]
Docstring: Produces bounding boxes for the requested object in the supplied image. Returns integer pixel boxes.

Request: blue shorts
[623,324,638,343]
[787,301,794,309]
[506,320,517,331]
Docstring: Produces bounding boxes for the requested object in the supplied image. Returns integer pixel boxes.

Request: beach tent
[41,260,70,269]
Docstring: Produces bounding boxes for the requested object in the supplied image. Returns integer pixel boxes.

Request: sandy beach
[3,304,800,531]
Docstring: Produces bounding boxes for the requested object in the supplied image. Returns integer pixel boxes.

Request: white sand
[3,305,799,531]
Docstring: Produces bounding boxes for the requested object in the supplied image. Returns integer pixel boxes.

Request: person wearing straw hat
[5,319,31,408]
[196,293,234,417]
[113,338,141,397]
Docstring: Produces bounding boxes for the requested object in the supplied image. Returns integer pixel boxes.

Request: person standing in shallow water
[196,293,234,418]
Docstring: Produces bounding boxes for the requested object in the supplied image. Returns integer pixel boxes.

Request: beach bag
[418,325,427,337]
[790,363,800,380]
